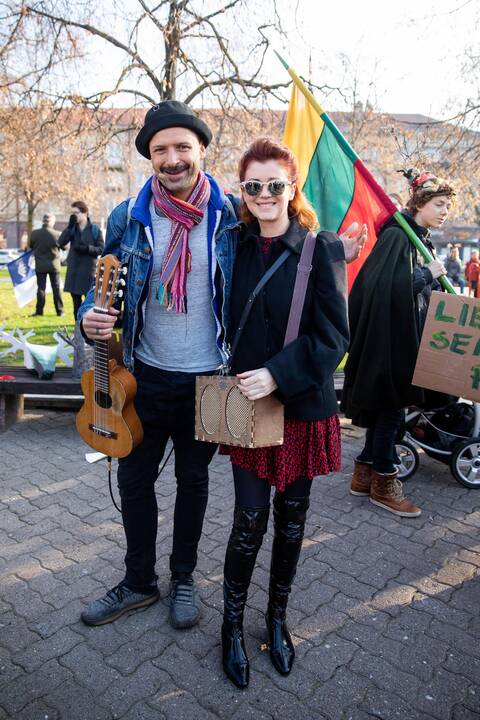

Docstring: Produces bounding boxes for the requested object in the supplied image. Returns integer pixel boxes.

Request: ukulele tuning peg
[118,278,126,287]
[121,266,128,275]
[116,289,124,299]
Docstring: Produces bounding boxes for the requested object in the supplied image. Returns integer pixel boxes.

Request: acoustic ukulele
[76,254,143,458]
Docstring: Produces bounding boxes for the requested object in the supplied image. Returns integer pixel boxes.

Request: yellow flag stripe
[283,84,324,190]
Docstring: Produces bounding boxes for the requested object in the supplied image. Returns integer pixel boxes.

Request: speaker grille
[200,384,221,435]
[225,386,250,438]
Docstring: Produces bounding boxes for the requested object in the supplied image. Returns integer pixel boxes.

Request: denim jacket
[77,174,239,371]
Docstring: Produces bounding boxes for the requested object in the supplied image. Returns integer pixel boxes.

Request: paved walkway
[0,408,479,720]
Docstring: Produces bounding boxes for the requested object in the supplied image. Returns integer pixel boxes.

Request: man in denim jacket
[77,101,238,629]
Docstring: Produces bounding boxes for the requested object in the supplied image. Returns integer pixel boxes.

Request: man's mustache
[159,164,190,174]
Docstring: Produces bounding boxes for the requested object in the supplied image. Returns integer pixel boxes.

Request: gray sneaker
[81,582,159,626]
[168,576,200,629]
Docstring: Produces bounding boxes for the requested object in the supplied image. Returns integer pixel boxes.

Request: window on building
[107,142,123,169]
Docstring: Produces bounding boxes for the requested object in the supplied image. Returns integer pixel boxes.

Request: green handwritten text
[430,331,449,350]
[434,301,455,323]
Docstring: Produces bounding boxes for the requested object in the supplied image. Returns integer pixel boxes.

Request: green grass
[0,266,347,371]
[0,267,76,365]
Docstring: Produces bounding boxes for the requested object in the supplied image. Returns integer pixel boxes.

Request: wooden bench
[0,365,345,434]
[0,366,82,433]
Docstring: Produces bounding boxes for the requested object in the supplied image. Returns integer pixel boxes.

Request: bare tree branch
[183,0,241,32]
[3,1,289,108]
[183,76,289,105]
[24,4,164,95]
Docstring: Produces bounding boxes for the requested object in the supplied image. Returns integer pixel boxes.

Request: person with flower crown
[342,170,456,518]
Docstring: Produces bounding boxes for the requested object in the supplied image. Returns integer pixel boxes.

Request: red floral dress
[219,236,342,492]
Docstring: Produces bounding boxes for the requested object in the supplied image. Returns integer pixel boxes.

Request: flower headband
[398,168,450,196]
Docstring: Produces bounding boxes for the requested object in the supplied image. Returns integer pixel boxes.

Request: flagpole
[274,50,456,295]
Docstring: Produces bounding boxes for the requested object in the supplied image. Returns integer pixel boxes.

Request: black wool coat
[59,221,104,295]
[228,218,349,421]
[341,213,440,427]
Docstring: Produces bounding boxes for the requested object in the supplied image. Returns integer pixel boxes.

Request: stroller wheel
[449,439,480,489]
[394,441,420,480]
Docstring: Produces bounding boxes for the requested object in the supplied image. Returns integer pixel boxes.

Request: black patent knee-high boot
[266,493,309,675]
[222,506,269,689]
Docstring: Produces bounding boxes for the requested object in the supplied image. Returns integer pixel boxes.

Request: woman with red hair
[219,138,350,688]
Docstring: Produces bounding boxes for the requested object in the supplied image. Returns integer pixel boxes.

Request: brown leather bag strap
[283,231,316,347]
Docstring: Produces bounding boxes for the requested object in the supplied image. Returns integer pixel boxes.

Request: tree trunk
[26,197,36,241]
[163,1,182,99]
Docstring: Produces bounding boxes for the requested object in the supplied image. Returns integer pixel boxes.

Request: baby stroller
[395,400,480,489]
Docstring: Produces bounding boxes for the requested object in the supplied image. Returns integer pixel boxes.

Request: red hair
[238,138,319,231]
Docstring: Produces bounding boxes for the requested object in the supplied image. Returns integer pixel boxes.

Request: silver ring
[96,327,100,336]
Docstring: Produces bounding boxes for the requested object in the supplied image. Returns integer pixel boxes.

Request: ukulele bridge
[88,424,118,439]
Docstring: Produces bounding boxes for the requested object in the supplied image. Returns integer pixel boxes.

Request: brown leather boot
[370,471,421,517]
[350,461,373,496]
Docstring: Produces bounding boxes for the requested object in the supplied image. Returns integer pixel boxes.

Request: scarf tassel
[157,283,187,313]
[157,283,166,306]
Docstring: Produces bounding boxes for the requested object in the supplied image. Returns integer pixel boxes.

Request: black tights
[232,465,311,509]
[357,408,404,474]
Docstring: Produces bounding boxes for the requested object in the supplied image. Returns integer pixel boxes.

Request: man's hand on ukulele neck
[82,307,120,341]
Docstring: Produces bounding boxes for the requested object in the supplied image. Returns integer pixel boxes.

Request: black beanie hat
[135,100,213,159]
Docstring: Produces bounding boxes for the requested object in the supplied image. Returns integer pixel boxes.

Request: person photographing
[59,200,104,320]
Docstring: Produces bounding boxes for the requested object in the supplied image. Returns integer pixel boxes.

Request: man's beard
[155,163,198,193]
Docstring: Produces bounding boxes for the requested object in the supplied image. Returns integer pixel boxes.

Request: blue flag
[7,251,37,308]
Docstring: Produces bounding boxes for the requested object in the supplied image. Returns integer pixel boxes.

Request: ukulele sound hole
[95,390,113,409]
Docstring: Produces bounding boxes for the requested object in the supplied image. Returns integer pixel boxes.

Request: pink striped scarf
[152,171,210,313]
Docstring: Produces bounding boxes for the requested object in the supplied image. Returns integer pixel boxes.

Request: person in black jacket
[59,200,104,319]
[342,170,456,518]
[28,213,64,316]
[445,247,465,293]
[219,138,350,688]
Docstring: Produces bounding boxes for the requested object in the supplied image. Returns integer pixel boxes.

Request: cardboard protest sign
[413,291,480,402]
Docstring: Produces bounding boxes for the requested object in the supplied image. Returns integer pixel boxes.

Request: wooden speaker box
[195,375,284,448]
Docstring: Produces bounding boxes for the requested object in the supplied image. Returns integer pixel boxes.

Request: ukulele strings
[94,261,118,441]
[94,267,100,435]
[100,268,112,436]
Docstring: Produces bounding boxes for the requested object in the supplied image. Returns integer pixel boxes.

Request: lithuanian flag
[283,76,395,290]
[278,53,456,294]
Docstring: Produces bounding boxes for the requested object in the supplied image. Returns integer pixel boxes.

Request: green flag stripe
[303,123,355,232]
[320,111,358,164]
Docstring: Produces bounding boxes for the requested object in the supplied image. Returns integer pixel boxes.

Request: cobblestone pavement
[0,408,479,720]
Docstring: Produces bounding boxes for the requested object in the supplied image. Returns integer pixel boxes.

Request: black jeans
[71,294,85,320]
[117,360,218,590]
[357,408,404,474]
[36,271,63,315]
[232,465,312,509]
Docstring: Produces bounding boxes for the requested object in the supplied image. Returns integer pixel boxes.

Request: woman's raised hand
[339,222,367,263]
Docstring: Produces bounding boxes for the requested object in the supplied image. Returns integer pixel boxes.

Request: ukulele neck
[93,339,110,395]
